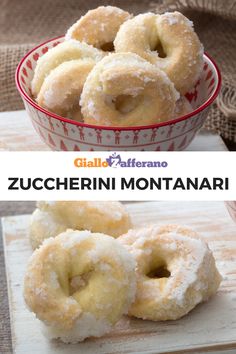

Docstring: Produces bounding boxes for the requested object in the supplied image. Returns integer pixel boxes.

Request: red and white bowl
[16,36,221,151]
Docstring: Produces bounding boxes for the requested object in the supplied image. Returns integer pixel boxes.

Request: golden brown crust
[114,12,204,94]
[65,6,132,50]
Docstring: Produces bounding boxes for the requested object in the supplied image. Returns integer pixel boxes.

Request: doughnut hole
[145,257,171,291]
[151,40,167,58]
[100,42,115,52]
[147,23,167,58]
[147,264,171,279]
[105,94,142,114]
[69,271,93,296]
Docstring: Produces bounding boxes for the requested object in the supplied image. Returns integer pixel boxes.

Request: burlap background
[0,0,235,144]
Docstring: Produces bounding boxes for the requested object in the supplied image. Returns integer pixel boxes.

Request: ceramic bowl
[16,36,221,151]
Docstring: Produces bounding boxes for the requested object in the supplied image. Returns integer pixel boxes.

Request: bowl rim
[15,35,222,132]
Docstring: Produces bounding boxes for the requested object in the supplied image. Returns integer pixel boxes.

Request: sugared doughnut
[30,201,132,249]
[80,53,179,127]
[114,12,204,94]
[24,230,136,343]
[31,40,104,97]
[36,59,95,121]
[174,96,192,118]
[118,224,221,321]
[65,6,131,52]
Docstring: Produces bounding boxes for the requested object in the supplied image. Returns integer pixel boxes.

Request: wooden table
[0,110,228,151]
[2,201,236,354]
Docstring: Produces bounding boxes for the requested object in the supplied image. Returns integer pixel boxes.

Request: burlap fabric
[0,201,35,354]
[0,0,235,142]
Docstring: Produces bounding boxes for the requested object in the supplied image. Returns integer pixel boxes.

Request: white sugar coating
[102,5,126,15]
[161,12,179,26]
[43,312,112,343]
[84,201,124,221]
[160,12,193,28]
[31,40,104,96]
[60,39,104,61]
[49,271,59,289]
[120,224,221,318]
[87,248,100,263]
[65,6,131,44]
[88,52,178,99]
[167,242,177,251]
[54,229,136,304]
[84,233,137,313]
[143,76,156,83]
[59,229,93,249]
[86,99,100,120]
[99,52,155,71]
[34,200,132,246]
[43,87,57,108]
[167,238,212,305]
[133,236,147,248]
[39,236,57,248]
[38,57,96,113]
[39,201,127,222]
[25,227,137,340]
[30,209,63,237]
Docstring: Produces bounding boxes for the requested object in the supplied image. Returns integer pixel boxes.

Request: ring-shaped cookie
[37,59,95,120]
[114,12,204,94]
[31,40,104,97]
[80,53,179,127]
[118,224,221,321]
[24,230,136,342]
[66,6,131,52]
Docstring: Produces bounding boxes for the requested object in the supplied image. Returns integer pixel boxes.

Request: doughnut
[80,53,179,127]
[174,96,192,118]
[118,224,221,321]
[31,40,104,97]
[24,230,136,343]
[65,6,131,52]
[30,201,132,249]
[114,11,204,94]
[36,59,95,121]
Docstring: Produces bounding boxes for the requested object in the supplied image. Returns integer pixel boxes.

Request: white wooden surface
[2,201,236,354]
[0,110,228,151]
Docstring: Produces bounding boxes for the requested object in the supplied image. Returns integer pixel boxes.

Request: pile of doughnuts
[24,201,221,343]
[32,6,204,127]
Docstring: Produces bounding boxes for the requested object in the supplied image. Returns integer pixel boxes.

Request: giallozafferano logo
[74,153,168,168]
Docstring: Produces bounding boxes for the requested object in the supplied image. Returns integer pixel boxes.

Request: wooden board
[0,110,228,151]
[2,201,236,354]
